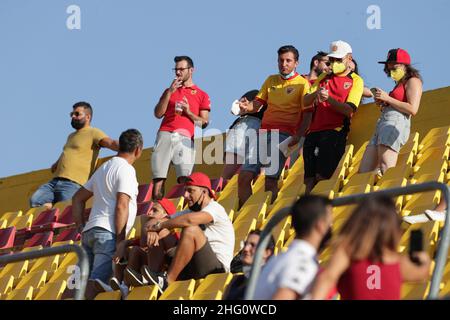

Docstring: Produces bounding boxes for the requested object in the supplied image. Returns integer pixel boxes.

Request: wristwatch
[154,221,162,231]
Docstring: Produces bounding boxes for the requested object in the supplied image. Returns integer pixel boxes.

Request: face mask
[242,265,252,278]
[280,70,296,79]
[188,192,205,212]
[390,67,406,82]
[71,119,85,130]
[319,227,333,252]
[332,62,346,75]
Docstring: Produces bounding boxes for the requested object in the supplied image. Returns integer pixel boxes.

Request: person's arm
[99,137,119,151]
[115,192,130,244]
[148,211,213,232]
[311,245,350,300]
[154,78,183,119]
[400,252,431,282]
[239,99,264,114]
[303,91,319,107]
[272,287,300,300]
[181,96,209,128]
[374,78,423,116]
[363,87,373,98]
[72,187,93,230]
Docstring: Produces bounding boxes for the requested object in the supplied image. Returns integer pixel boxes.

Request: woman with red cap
[359,48,423,175]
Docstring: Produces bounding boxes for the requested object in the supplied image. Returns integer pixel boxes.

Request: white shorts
[225,116,261,159]
[151,131,195,179]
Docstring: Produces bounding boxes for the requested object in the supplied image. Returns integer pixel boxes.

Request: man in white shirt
[253,195,333,300]
[143,172,235,293]
[71,129,143,299]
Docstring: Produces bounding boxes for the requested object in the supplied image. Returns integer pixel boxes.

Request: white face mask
[280,70,296,79]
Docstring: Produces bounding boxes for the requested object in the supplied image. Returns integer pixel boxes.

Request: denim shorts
[29,178,81,208]
[369,108,411,152]
[81,227,116,282]
[225,116,261,159]
[241,130,290,179]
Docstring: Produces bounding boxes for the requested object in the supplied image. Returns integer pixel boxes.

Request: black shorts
[303,130,347,179]
[167,241,225,281]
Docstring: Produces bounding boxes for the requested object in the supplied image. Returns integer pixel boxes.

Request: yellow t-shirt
[255,73,310,136]
[54,127,108,185]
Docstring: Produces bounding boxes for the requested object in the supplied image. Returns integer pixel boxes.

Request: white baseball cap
[327,40,352,59]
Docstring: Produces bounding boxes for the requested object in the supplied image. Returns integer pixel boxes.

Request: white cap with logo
[327,40,352,59]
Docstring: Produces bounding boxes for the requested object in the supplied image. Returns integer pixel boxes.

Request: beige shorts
[151,131,195,179]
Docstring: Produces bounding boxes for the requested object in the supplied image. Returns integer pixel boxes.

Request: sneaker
[110,277,129,299]
[403,214,430,224]
[141,266,168,293]
[94,279,113,293]
[424,210,446,222]
[124,267,148,287]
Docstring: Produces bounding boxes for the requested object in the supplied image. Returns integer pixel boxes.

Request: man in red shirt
[303,41,364,194]
[152,56,211,199]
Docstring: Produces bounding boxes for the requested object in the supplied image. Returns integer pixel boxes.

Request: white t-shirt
[172,200,235,271]
[253,239,319,300]
[83,157,138,236]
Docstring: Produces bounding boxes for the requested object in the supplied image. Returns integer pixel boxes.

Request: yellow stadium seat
[351,141,369,165]
[336,145,354,169]
[0,275,14,298]
[414,146,449,169]
[399,221,440,256]
[51,240,74,247]
[440,281,450,298]
[401,282,429,300]
[278,173,305,198]
[15,270,47,291]
[333,205,356,220]
[23,206,47,218]
[233,218,257,255]
[218,196,238,222]
[234,192,270,226]
[159,279,196,300]
[53,200,72,212]
[0,261,28,286]
[336,184,371,198]
[95,290,122,300]
[127,216,142,240]
[396,150,415,168]
[48,253,78,283]
[412,158,447,176]
[8,214,33,229]
[419,134,450,153]
[34,280,67,300]
[126,285,159,300]
[168,196,185,211]
[217,174,239,201]
[402,191,441,217]
[311,177,341,198]
[191,291,223,300]
[6,286,34,300]
[191,273,234,300]
[0,219,7,229]
[342,172,376,191]
[29,255,59,277]
[377,165,411,186]
[0,211,22,224]
[251,174,266,194]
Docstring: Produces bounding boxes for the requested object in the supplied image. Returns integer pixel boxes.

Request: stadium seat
[23,231,53,248]
[342,172,376,191]
[376,165,411,186]
[166,183,185,199]
[28,209,59,233]
[0,211,23,224]
[34,280,67,300]
[278,173,305,198]
[126,285,158,300]
[399,221,440,256]
[210,177,224,193]
[136,201,153,216]
[0,261,28,286]
[54,227,80,243]
[8,214,33,231]
[29,254,59,277]
[0,226,16,250]
[0,275,14,299]
[15,270,47,291]
[191,273,233,300]
[95,290,122,300]
[402,191,441,217]
[401,282,429,300]
[217,196,238,222]
[169,196,185,211]
[51,206,76,229]
[159,279,196,300]
[6,286,34,300]
[137,183,153,203]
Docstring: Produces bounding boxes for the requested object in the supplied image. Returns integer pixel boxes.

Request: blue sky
[0,0,449,178]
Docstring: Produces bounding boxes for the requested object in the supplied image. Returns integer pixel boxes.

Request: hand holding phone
[409,229,424,265]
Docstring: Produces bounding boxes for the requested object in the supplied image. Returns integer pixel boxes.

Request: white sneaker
[424,210,446,221]
[110,277,129,299]
[403,214,430,224]
[94,279,113,292]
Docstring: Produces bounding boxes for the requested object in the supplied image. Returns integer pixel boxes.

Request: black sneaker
[110,277,129,299]
[141,266,168,293]
[124,267,148,287]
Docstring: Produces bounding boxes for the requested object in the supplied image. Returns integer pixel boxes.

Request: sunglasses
[172,67,190,72]
[70,111,85,118]
[328,57,343,63]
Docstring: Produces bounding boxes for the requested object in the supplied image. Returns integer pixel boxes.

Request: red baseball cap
[378,48,411,65]
[157,198,176,216]
[185,172,216,199]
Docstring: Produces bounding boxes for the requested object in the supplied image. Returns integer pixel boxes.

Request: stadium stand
[0,87,449,299]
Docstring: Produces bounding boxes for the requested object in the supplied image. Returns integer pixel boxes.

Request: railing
[245,181,450,300]
[0,244,89,300]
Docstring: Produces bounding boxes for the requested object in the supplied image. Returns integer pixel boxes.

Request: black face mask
[188,193,205,212]
[319,227,333,252]
[71,119,85,130]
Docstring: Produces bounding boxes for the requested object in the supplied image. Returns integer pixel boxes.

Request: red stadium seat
[137,183,153,203]
[137,201,153,216]
[166,183,185,199]
[211,177,223,192]
[54,227,81,243]
[0,227,16,250]
[24,231,54,248]
[29,209,59,233]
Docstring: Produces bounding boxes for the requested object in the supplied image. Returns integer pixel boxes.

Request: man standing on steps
[151,56,211,200]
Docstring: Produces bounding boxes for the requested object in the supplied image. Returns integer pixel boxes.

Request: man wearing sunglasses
[152,56,211,200]
[303,41,364,194]
[303,51,331,86]
[29,101,119,209]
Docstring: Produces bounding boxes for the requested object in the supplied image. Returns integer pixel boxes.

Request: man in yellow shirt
[29,102,119,209]
[237,45,315,207]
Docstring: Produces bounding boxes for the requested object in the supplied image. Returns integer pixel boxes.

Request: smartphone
[370,87,378,97]
[409,229,423,265]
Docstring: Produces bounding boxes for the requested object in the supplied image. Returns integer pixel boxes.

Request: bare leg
[166,226,207,283]
[435,198,447,212]
[265,177,279,203]
[43,203,53,210]
[378,145,399,174]
[146,234,178,272]
[358,145,379,173]
[238,171,255,208]
[152,179,165,200]
[114,247,131,283]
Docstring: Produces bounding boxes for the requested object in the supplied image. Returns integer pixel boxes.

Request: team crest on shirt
[343,82,352,90]
[286,87,295,94]
[191,89,197,95]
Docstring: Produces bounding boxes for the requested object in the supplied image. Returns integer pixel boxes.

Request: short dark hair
[278,45,299,61]
[291,195,332,238]
[174,56,194,68]
[309,51,328,71]
[119,129,143,153]
[248,229,275,253]
[241,89,259,102]
[73,101,93,117]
